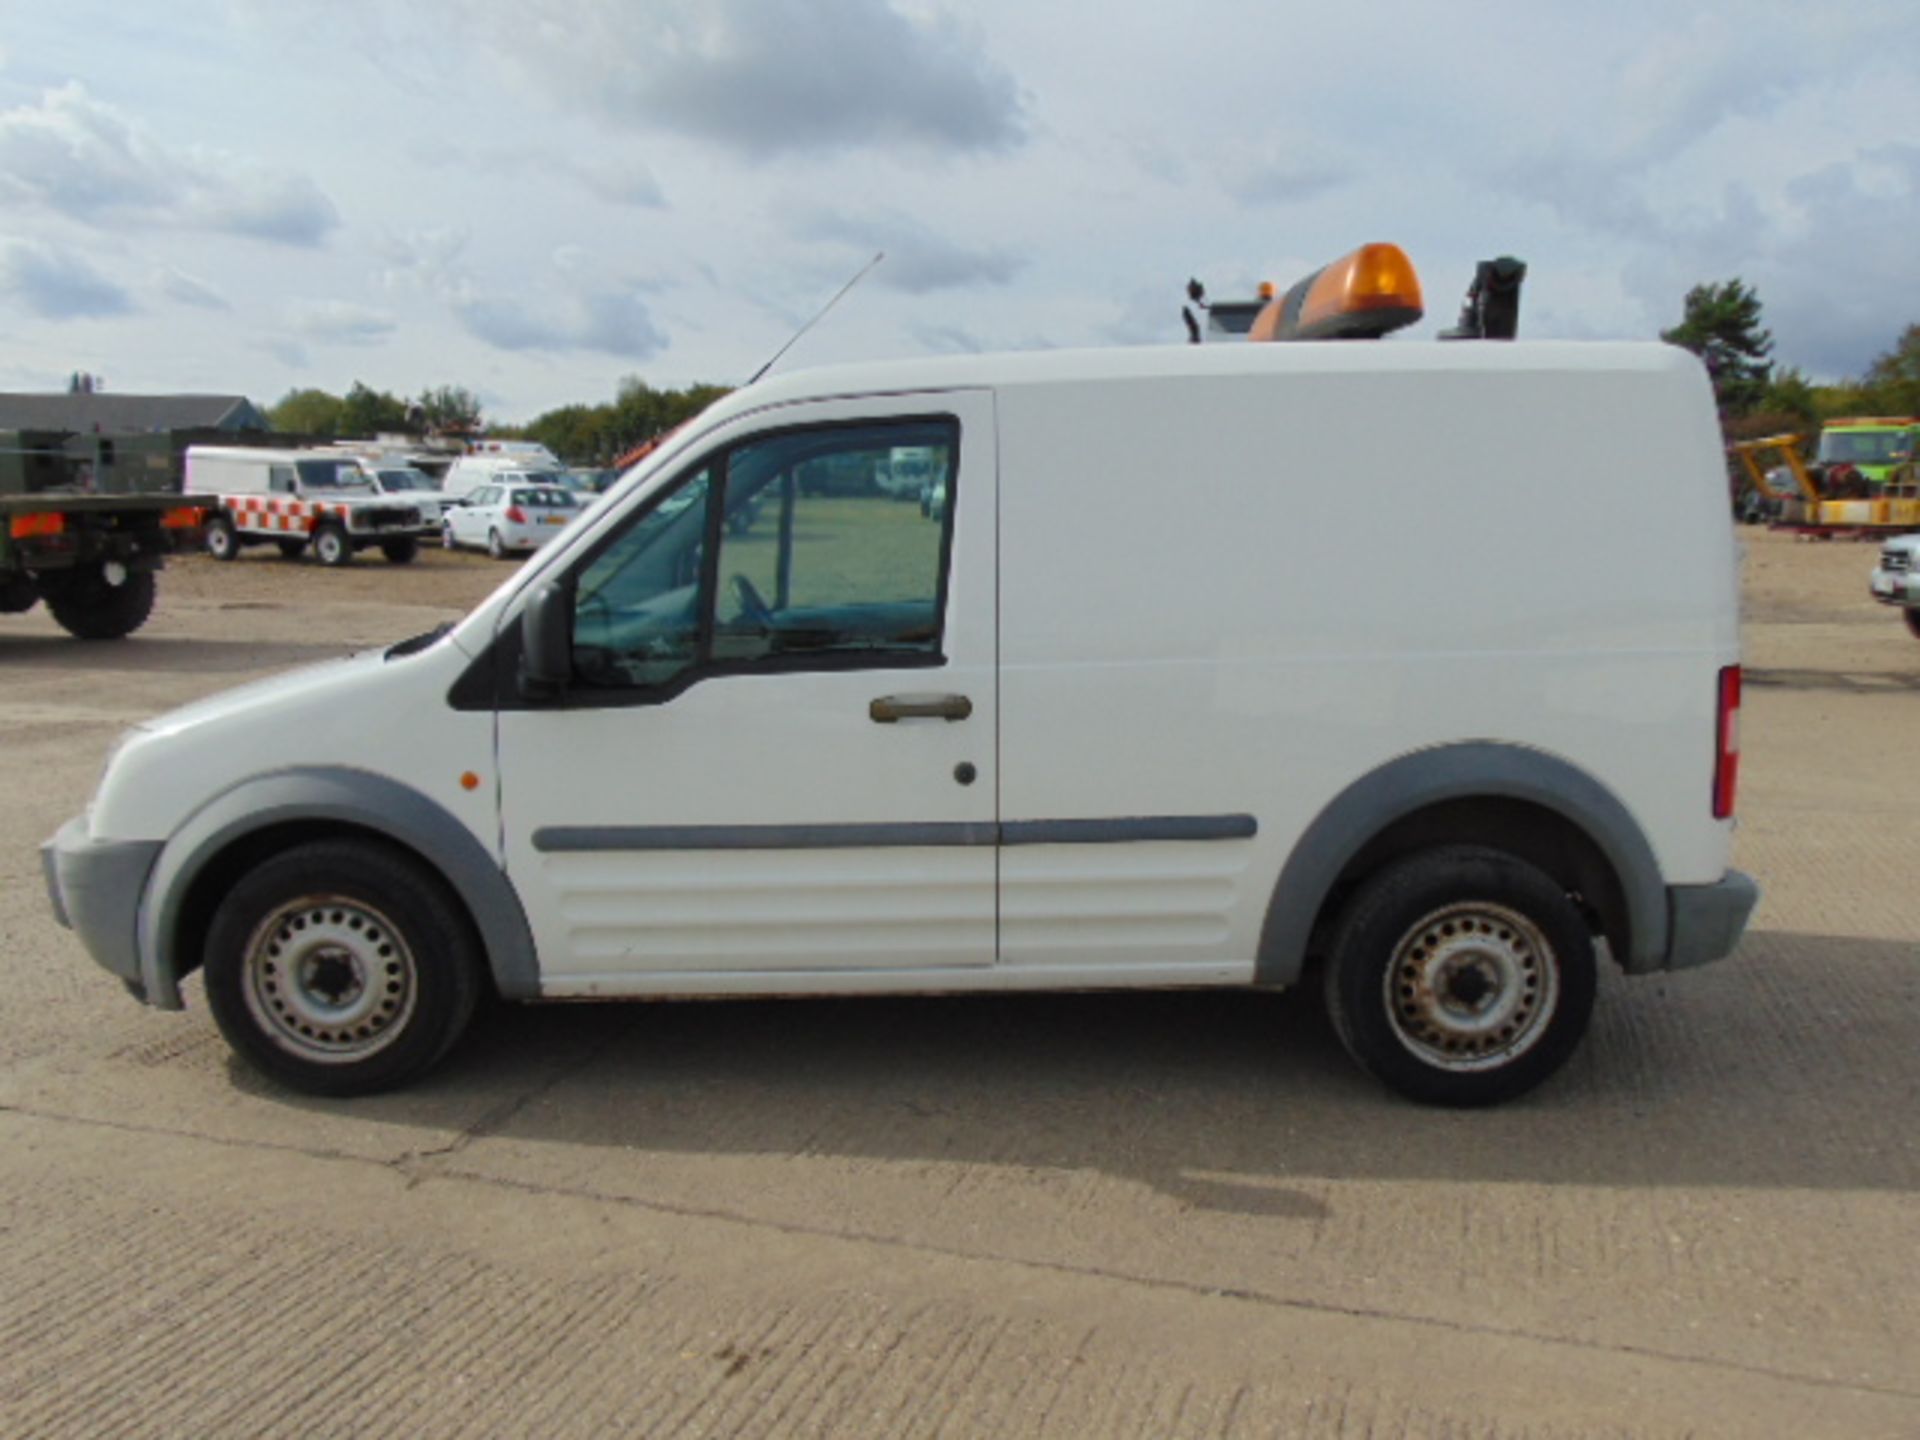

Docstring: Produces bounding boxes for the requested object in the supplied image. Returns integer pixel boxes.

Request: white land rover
[184,447,436,567]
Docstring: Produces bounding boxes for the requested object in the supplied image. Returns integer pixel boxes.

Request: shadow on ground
[237,928,1920,1217]
[0,633,355,675]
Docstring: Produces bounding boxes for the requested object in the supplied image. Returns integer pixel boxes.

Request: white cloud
[0,82,339,246]
[0,239,133,319]
[569,157,667,209]
[285,299,397,345]
[157,266,230,311]
[798,212,1024,293]
[1236,152,1348,207]
[453,281,668,361]
[460,0,1028,159]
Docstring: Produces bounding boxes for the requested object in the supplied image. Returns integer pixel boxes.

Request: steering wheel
[730,573,774,629]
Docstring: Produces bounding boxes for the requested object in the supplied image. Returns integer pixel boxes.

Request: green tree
[1758,366,1818,430]
[1662,280,1773,417]
[1861,323,1920,417]
[335,381,409,438]
[417,384,483,436]
[268,387,344,436]
[520,379,732,464]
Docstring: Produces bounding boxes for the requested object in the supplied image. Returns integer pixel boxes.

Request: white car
[442,482,580,558]
[1869,533,1920,639]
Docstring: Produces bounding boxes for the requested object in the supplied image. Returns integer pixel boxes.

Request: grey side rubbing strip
[1000,815,1257,845]
[533,814,1257,853]
[535,822,998,852]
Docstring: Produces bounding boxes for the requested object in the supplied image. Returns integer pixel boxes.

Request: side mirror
[519,581,572,698]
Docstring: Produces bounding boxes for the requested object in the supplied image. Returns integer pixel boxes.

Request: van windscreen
[295,460,373,491]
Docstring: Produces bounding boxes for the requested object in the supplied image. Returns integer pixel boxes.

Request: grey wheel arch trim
[1253,742,1668,986]
[136,766,538,1010]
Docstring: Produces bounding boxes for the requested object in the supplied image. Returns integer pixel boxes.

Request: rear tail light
[9,512,65,539]
[1713,665,1741,819]
[505,505,528,524]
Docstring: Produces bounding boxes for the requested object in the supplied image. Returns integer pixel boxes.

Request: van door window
[269,466,296,494]
[712,420,958,665]
[563,417,958,698]
[572,469,715,689]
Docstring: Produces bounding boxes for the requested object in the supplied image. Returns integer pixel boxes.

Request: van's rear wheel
[1904,608,1920,640]
[312,523,352,567]
[205,515,238,561]
[381,537,419,564]
[203,840,483,1096]
[1323,845,1596,1106]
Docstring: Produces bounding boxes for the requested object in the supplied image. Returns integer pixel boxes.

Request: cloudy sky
[1,0,1917,421]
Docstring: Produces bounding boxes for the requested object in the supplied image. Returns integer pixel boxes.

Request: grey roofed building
[0,392,268,435]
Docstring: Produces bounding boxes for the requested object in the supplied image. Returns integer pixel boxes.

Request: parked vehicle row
[181,443,598,566]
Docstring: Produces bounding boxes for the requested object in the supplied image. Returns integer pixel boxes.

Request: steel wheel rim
[240,895,419,1064]
[208,527,231,557]
[1383,901,1560,1072]
[317,533,343,563]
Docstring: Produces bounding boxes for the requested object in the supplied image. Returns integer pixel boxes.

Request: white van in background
[441,445,567,504]
[51,340,1756,1103]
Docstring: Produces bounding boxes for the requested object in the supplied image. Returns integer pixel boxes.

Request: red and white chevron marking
[221,495,353,535]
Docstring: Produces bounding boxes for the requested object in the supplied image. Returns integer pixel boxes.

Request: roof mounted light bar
[1185,247,1528,345]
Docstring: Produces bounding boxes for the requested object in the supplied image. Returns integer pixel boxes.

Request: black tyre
[312,523,352,567]
[277,539,307,560]
[440,521,457,550]
[487,528,507,560]
[381,537,419,564]
[0,574,38,614]
[40,564,157,640]
[1323,845,1596,1107]
[202,840,484,1096]
[205,515,239,561]
[1905,608,1920,641]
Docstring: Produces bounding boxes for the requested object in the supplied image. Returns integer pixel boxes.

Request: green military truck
[1,431,206,640]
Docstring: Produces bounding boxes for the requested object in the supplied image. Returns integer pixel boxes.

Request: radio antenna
[746,251,885,385]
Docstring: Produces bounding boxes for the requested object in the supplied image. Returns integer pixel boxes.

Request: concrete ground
[1,534,1915,1438]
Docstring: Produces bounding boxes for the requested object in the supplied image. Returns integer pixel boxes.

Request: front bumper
[42,816,163,1001]
[1868,567,1916,606]
[1660,869,1760,971]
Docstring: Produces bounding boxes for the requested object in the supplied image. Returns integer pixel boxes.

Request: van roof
[718,341,1702,423]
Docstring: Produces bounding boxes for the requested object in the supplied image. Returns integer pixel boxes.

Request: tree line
[1661,280,1920,448]
[266,377,733,465]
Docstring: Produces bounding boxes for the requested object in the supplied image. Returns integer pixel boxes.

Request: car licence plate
[542,515,567,525]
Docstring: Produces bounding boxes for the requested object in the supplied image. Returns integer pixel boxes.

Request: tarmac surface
[1,533,1916,1438]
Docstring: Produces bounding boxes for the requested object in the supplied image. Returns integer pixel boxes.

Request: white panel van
[46,342,1757,1105]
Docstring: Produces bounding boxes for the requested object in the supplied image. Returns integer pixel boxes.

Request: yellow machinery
[1730,433,1920,535]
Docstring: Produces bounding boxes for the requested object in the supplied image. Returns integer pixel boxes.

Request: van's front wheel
[1323,845,1596,1106]
[1904,608,1920,641]
[312,524,352,567]
[202,840,483,1096]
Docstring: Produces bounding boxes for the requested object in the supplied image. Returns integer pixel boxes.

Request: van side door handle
[870,693,972,723]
